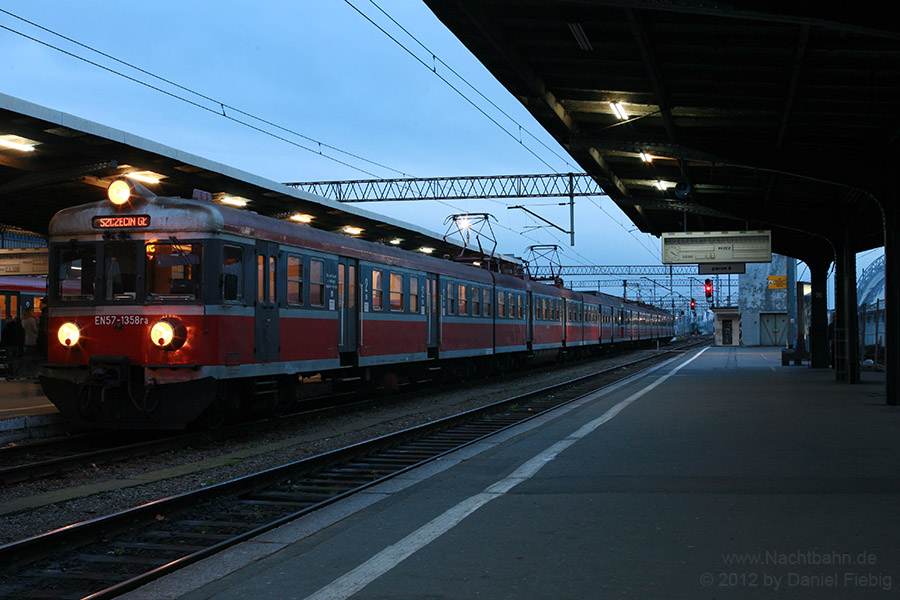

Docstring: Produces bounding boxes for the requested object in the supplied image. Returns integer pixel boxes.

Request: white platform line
[303,347,708,600]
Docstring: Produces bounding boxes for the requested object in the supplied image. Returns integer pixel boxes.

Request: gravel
[0,348,668,544]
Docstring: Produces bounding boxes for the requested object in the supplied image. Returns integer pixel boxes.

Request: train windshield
[146,242,202,300]
[57,246,97,302]
[104,243,138,301]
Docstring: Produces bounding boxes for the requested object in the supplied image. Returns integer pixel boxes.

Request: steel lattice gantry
[285,173,602,202]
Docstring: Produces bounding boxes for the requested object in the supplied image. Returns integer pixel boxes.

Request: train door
[337,258,358,356]
[426,274,439,351]
[255,241,280,363]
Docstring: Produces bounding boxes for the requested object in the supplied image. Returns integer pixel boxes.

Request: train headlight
[107,179,133,206]
[57,322,81,347]
[150,318,187,350]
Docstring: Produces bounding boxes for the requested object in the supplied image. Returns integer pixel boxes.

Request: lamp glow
[57,322,81,347]
[609,102,628,120]
[150,320,175,347]
[108,180,132,205]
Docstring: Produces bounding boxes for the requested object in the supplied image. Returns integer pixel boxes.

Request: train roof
[48,185,671,315]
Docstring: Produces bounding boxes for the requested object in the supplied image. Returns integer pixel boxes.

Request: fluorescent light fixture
[655,180,668,191]
[290,213,313,223]
[418,247,435,254]
[639,152,653,163]
[567,23,593,51]
[125,171,162,184]
[343,226,364,235]
[220,196,249,207]
[0,136,36,152]
[609,102,628,120]
[389,238,402,245]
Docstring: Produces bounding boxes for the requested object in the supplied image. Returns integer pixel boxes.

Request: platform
[0,379,62,444]
[122,347,899,600]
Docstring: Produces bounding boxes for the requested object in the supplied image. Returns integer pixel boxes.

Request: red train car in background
[40,178,673,429]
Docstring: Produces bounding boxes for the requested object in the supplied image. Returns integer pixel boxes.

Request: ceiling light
[418,247,435,254]
[125,171,162,184]
[655,180,668,191]
[290,213,313,223]
[220,196,249,207]
[567,23,593,51]
[639,152,653,163]
[0,135,36,152]
[343,226,363,236]
[389,238,402,245]
[609,102,628,120]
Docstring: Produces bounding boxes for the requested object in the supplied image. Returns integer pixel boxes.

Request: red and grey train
[41,178,674,429]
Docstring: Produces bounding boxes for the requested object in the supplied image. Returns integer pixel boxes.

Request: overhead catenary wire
[0,8,409,179]
[1,6,658,268]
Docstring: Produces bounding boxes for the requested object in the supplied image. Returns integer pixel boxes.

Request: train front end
[42,179,221,429]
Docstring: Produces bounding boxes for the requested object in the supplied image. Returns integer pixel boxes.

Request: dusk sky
[0,2,663,272]
[1,2,878,305]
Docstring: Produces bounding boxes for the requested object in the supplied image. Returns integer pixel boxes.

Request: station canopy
[424,2,900,264]
[0,93,514,265]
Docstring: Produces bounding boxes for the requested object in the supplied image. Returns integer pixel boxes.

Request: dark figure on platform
[2,315,25,379]
[22,308,38,378]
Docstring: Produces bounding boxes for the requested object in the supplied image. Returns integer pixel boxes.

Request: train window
[498,290,505,317]
[103,243,137,302]
[287,254,303,305]
[147,242,201,300]
[472,287,480,316]
[257,255,265,304]
[507,293,514,318]
[372,269,383,311]
[349,265,357,310]
[517,295,523,319]
[390,273,404,311]
[409,277,419,313]
[447,283,456,315]
[222,245,243,302]
[483,288,491,317]
[57,245,96,302]
[268,257,277,304]
[458,284,467,315]
[310,260,324,307]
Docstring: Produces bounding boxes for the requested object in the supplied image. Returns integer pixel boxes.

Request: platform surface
[0,379,55,420]
[123,347,899,600]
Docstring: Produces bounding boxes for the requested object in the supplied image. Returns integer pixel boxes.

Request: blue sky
[0,1,665,279]
[3,1,875,309]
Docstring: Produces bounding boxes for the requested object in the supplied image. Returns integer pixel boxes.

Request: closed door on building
[722,319,733,345]
[760,313,787,346]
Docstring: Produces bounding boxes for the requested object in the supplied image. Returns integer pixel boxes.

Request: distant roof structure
[0,93,520,267]
[423,2,899,264]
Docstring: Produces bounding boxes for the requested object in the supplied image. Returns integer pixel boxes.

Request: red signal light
[704,279,712,299]
[690,299,696,309]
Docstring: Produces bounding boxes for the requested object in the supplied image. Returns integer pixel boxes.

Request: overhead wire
[2,5,659,270]
[0,8,410,178]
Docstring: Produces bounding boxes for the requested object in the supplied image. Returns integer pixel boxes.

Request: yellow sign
[768,275,787,289]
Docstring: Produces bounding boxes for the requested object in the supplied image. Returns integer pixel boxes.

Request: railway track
[0,339,702,486]
[0,342,705,600]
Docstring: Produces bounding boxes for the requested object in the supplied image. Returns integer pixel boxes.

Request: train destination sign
[92,215,151,229]
[662,230,771,265]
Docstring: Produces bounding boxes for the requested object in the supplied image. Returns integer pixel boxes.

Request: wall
[739,254,789,346]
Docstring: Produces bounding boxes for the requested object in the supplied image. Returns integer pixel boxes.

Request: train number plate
[94,315,150,326]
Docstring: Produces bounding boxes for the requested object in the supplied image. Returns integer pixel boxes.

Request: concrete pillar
[834,226,860,383]
[809,258,830,368]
